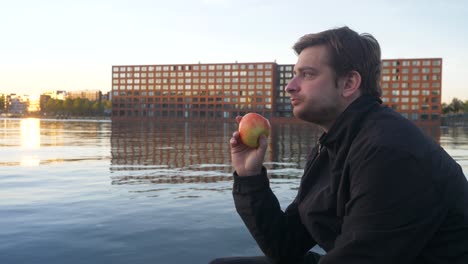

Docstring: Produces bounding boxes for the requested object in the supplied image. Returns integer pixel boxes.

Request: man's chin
[292,109,308,121]
[293,110,323,125]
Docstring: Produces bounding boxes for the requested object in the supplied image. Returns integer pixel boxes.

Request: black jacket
[233,96,468,264]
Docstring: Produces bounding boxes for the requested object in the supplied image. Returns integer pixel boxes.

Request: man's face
[285,45,346,130]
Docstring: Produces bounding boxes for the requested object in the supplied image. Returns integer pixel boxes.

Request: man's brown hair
[293,26,382,97]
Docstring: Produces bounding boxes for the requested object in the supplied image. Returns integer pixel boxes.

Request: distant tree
[40,97,110,116]
[442,98,467,115]
[82,99,92,115]
[44,98,55,113]
[64,98,74,114]
[451,98,465,113]
[0,94,5,111]
[103,100,111,113]
[442,102,451,115]
[55,99,64,113]
[72,98,83,115]
[91,101,103,115]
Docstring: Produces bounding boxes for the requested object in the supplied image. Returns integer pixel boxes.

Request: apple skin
[238,113,271,148]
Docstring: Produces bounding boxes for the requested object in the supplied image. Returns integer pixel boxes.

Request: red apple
[238,113,271,148]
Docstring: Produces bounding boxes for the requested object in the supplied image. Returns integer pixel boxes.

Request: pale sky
[1,0,467,103]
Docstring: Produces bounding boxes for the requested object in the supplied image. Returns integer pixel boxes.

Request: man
[210,26,468,264]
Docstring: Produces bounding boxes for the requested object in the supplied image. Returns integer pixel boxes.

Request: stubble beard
[293,103,338,128]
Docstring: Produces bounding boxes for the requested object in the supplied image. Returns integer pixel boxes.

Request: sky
[0,0,467,103]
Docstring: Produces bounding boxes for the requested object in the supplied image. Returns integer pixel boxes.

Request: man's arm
[233,167,316,262]
[229,115,316,262]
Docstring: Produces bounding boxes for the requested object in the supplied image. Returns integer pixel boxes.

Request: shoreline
[0,115,111,122]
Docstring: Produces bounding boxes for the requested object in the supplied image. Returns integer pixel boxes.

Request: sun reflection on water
[20,118,41,166]
[21,118,40,148]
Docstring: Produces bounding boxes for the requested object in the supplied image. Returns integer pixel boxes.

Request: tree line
[41,98,112,116]
[442,98,468,115]
[2,94,468,116]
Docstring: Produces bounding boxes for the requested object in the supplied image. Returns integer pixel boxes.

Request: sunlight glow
[21,118,40,148]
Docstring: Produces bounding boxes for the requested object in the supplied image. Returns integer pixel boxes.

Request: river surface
[1,118,467,264]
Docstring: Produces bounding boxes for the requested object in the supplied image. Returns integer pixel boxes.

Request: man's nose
[285,76,298,93]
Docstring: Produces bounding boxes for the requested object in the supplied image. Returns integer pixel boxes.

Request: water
[1,118,467,264]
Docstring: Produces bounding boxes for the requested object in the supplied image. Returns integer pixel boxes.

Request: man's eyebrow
[294,66,318,73]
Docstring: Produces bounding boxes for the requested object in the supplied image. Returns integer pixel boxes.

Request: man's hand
[230,116,268,176]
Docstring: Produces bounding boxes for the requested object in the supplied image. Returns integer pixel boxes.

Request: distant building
[380,58,442,121]
[43,90,67,100]
[67,90,102,102]
[102,91,111,101]
[8,95,27,114]
[276,64,295,118]
[111,59,442,122]
[26,96,40,112]
[111,63,276,120]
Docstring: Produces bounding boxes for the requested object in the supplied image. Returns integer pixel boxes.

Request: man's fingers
[256,135,268,157]
[258,135,268,147]
[230,131,242,148]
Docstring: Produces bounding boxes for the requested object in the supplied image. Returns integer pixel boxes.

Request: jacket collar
[319,95,382,149]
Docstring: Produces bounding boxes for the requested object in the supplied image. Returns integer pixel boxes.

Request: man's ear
[342,71,361,98]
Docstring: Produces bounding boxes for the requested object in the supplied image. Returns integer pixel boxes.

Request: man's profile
[210,26,468,264]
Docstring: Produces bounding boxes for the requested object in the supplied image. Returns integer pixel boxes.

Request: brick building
[380,58,442,121]
[111,62,276,120]
[111,58,442,122]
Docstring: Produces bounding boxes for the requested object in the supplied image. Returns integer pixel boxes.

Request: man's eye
[303,72,314,78]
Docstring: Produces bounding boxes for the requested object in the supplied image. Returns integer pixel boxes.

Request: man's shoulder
[351,109,436,158]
